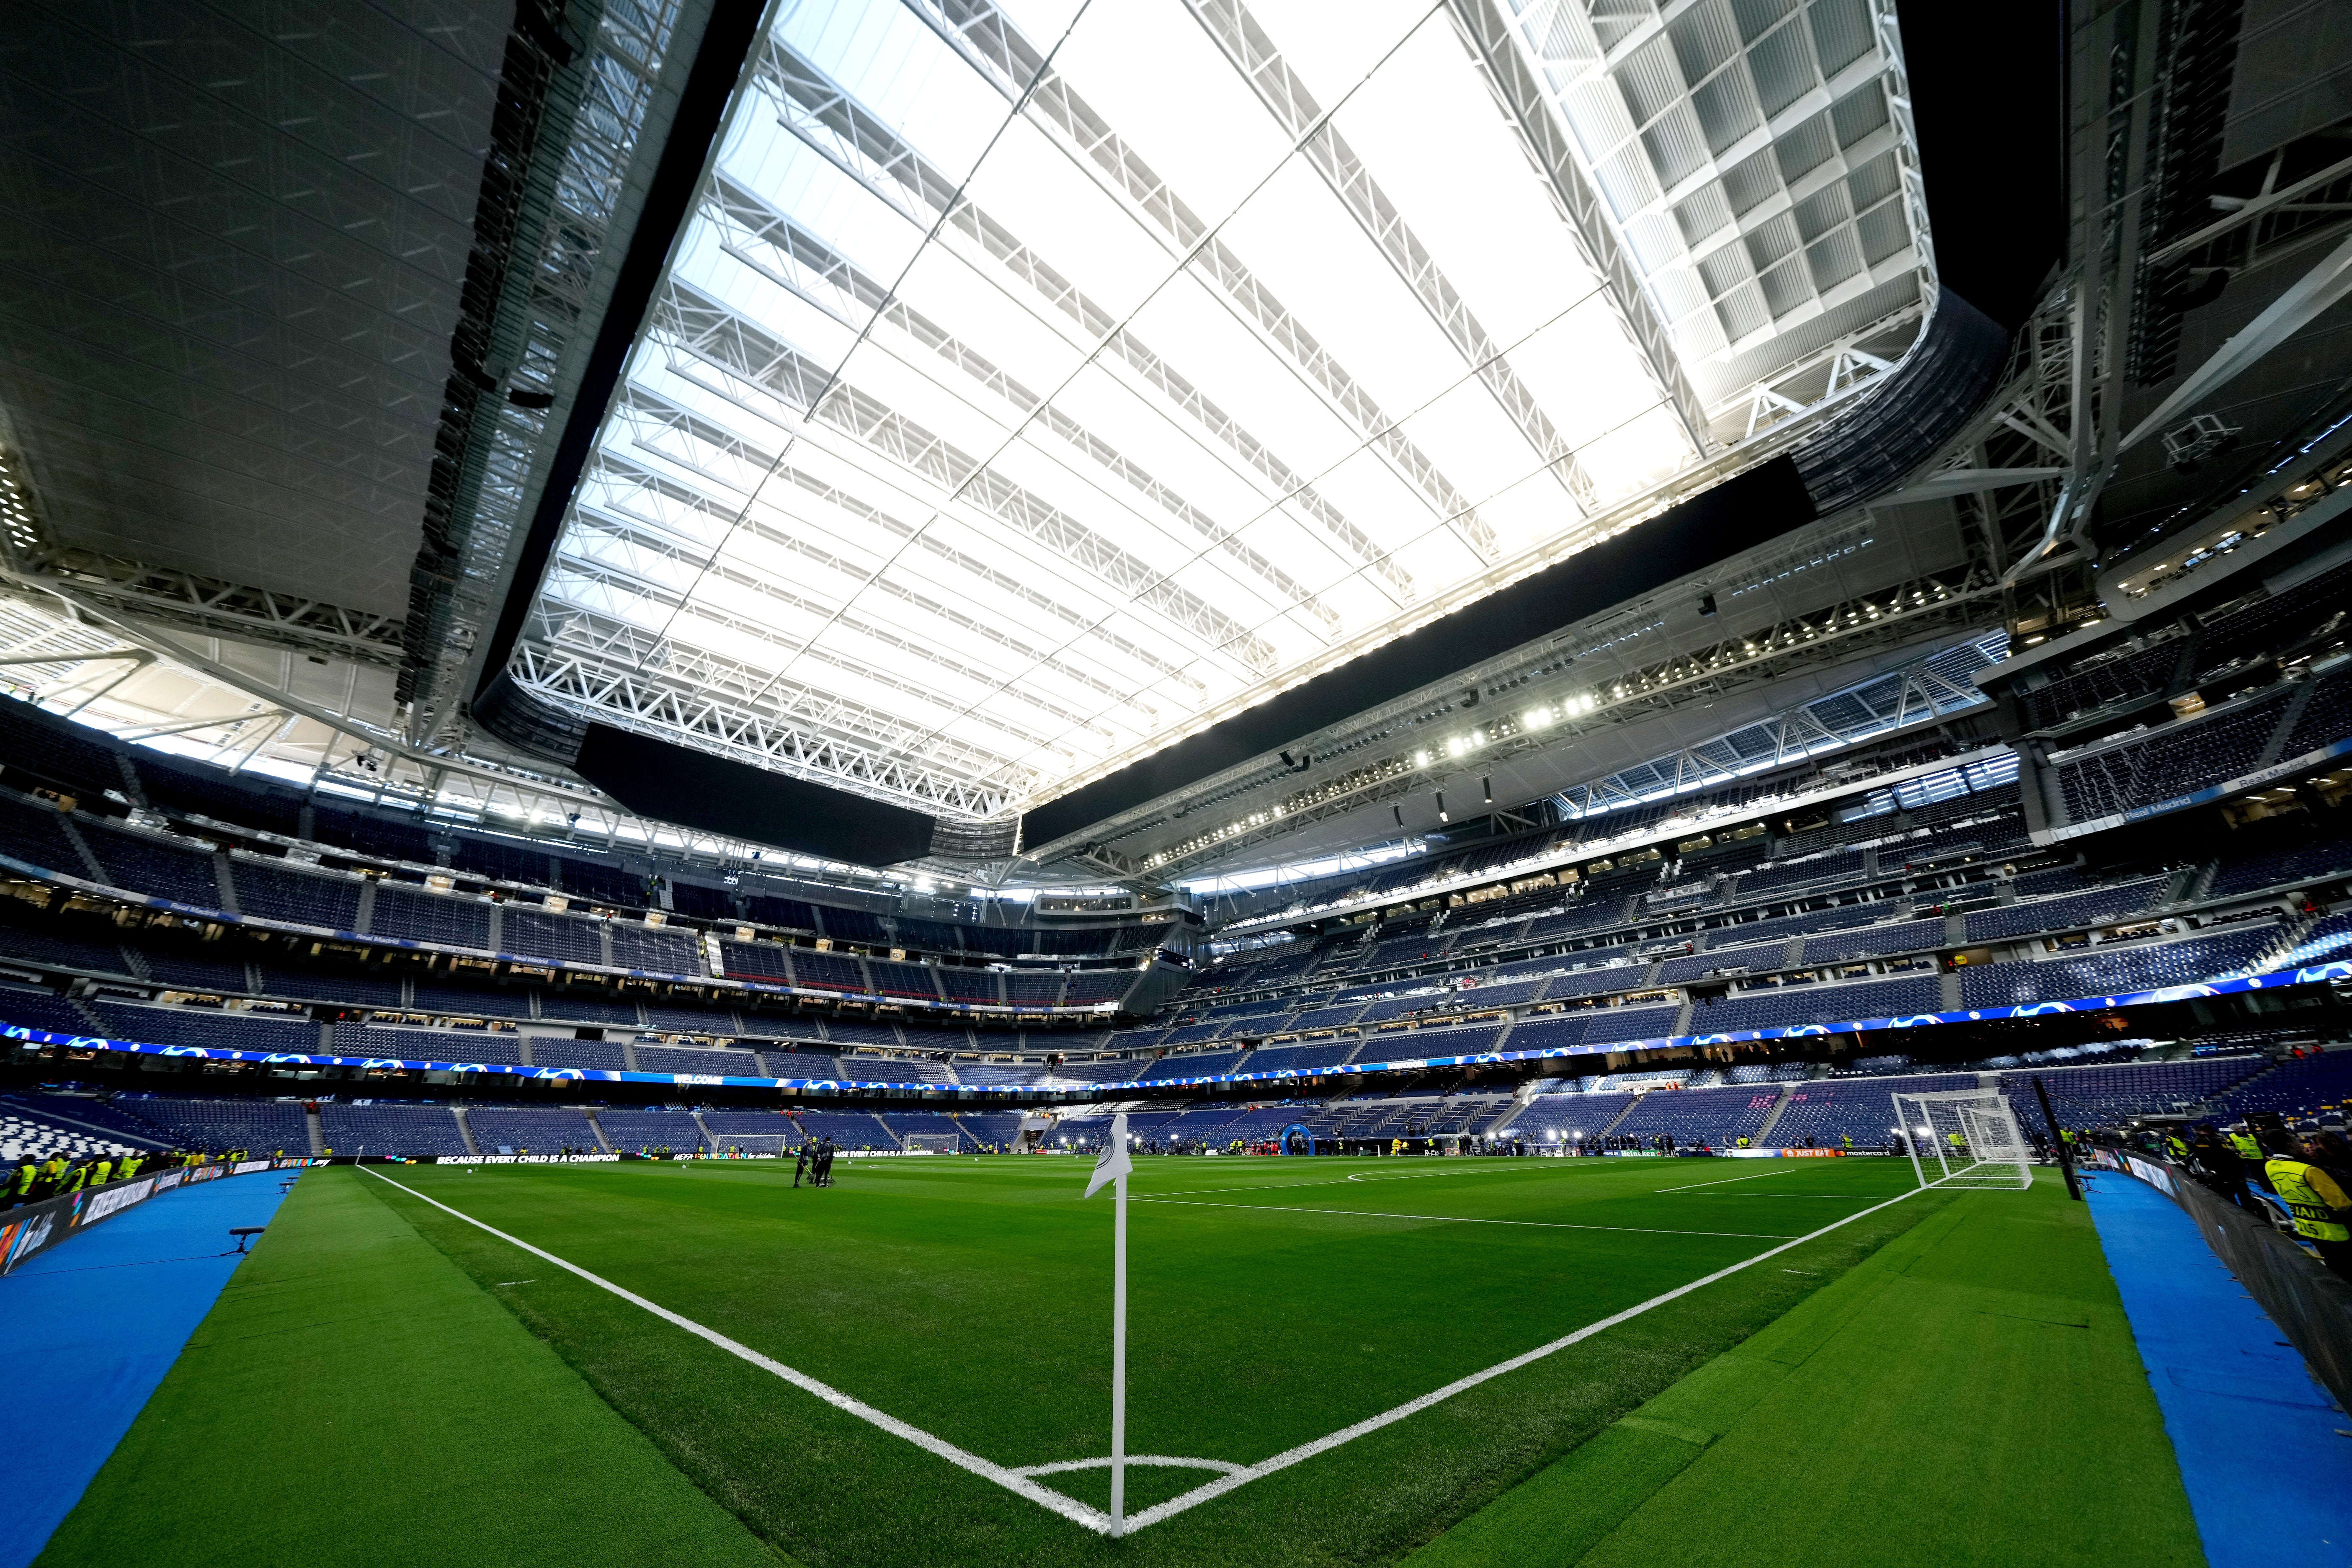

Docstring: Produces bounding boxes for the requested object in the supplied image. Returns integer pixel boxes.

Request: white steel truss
[496,0,1941,829]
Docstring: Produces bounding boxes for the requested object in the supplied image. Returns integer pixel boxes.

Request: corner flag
[1085,1113,1132,1198]
[1082,1112,1132,1534]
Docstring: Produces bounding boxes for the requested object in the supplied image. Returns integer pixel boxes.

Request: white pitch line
[1688,1192,1908,1199]
[1013,1455,1246,1479]
[366,1166,1926,1539]
[359,1168,1117,1535]
[1120,1183,1925,1532]
[1653,1170,1809,1192]
[1131,1196,1799,1240]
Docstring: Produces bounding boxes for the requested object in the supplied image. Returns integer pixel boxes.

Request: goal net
[903,1132,961,1154]
[1891,1088,2031,1190]
[707,1133,794,1157]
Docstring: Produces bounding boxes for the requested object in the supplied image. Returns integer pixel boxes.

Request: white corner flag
[1085,1112,1132,1197]
[1083,1114,1132,1535]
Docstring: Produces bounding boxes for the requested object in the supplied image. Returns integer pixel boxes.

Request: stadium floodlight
[1890,1088,2032,1190]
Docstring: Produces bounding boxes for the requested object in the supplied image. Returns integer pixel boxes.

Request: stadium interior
[2,0,2350,1563]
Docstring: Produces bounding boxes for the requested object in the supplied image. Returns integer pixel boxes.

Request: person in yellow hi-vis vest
[2264,1131,2351,1278]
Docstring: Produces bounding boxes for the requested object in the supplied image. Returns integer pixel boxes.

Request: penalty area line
[357,1167,1117,1535]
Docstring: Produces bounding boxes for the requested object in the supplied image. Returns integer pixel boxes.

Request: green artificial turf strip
[365,1154,1949,1567]
[35,1167,788,1568]
[1406,1170,2205,1568]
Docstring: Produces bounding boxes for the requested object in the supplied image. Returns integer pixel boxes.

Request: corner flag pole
[1112,1150,1127,1535]
[1084,1113,1134,1537]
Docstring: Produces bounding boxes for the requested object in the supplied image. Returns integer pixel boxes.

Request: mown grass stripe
[361,1167,1120,1535]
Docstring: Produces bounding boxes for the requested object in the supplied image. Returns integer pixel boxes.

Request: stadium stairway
[1594,1097,1643,1139]
[452,1106,482,1158]
[1749,1083,1798,1145]
[1483,1083,1543,1138]
[304,1105,323,1157]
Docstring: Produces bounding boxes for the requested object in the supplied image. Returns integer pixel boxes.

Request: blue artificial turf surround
[2086,1169,2352,1568]
[0,1173,291,1568]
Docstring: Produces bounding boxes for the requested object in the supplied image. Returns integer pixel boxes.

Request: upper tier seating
[1140,1048,1247,1081]
[635,1043,764,1076]
[89,1002,316,1055]
[1801,918,1947,964]
[1690,975,1940,1034]
[954,1061,1047,1085]
[1658,941,1787,983]
[530,1038,630,1071]
[335,1025,525,1066]
[231,861,363,928]
[78,821,219,906]
[0,988,103,1037]
[2207,825,2352,897]
[1962,879,2171,942]
[645,1003,737,1036]
[371,886,492,948]
[1956,926,2281,1009]
[2056,687,2295,823]
[0,794,85,874]
[412,982,533,1021]
[1243,1039,1361,1074]
[756,1050,843,1079]
[500,907,605,966]
[2277,665,2352,762]
[134,949,247,995]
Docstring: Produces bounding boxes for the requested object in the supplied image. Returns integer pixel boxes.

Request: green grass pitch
[41,1154,2203,1567]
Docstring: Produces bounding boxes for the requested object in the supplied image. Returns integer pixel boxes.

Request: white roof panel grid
[1496,0,1928,407]
[516,0,1934,825]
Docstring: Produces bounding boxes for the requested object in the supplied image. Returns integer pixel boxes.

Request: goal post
[903,1132,961,1155]
[1890,1088,2032,1190]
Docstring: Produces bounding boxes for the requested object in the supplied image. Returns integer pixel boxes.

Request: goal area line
[361,1168,1924,1537]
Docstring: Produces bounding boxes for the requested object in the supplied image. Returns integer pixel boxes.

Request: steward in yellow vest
[2265,1138,2352,1277]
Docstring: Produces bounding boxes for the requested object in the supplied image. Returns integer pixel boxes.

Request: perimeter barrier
[0,1157,316,1277]
[2092,1149,2352,1411]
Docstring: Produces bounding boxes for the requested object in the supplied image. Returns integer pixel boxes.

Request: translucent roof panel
[511,0,1932,825]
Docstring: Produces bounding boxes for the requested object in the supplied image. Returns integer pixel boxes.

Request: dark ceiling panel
[575,723,936,867]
